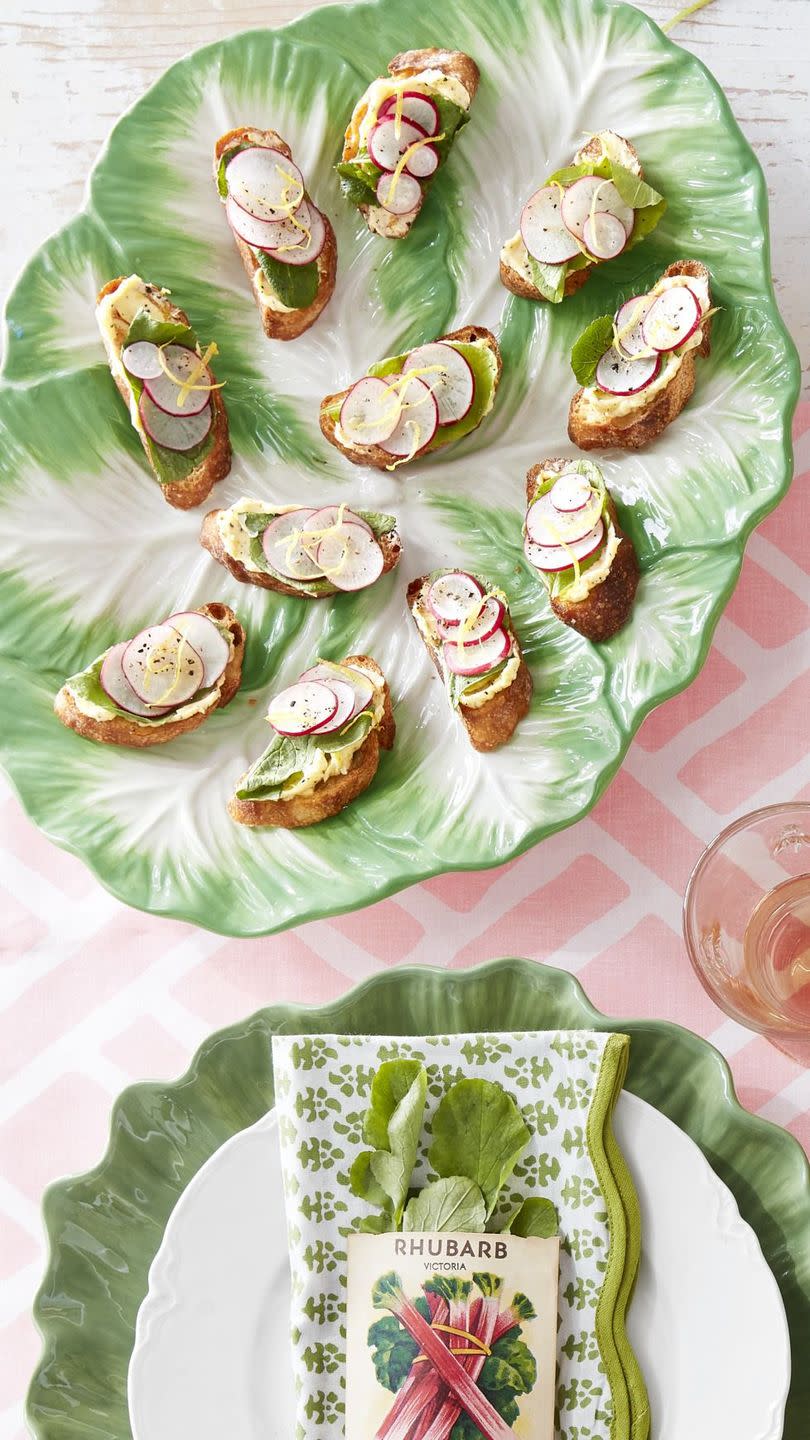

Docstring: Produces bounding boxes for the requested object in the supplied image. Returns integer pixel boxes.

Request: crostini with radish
[407,571,532,751]
[96,275,231,509]
[229,655,394,828]
[524,459,639,641]
[54,604,245,747]
[568,259,714,450]
[214,127,337,339]
[337,48,480,239]
[500,131,666,304]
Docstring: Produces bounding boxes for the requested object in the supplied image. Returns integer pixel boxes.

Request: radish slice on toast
[164,611,230,688]
[306,505,373,538]
[122,624,204,706]
[99,642,175,717]
[379,374,438,457]
[438,595,505,645]
[378,91,440,136]
[595,347,660,395]
[143,345,212,418]
[226,193,311,252]
[561,175,633,242]
[525,519,605,573]
[122,341,163,381]
[376,171,422,215]
[527,490,601,546]
[139,394,213,451]
[225,147,305,221]
[268,681,338,736]
[261,508,323,581]
[339,377,400,446]
[265,206,326,266]
[614,295,654,358]
[583,209,627,260]
[309,679,357,734]
[300,662,374,718]
[427,572,484,626]
[521,186,581,264]
[368,117,427,172]
[403,343,475,426]
[444,627,511,676]
[551,471,593,512]
[642,286,702,353]
[315,523,384,592]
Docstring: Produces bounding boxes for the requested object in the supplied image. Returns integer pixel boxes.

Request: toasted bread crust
[526,461,639,641]
[200,509,402,594]
[499,135,642,303]
[54,603,245,747]
[320,326,502,469]
[228,654,394,828]
[568,260,712,451]
[346,50,478,239]
[97,277,232,510]
[214,127,337,340]
[406,577,532,751]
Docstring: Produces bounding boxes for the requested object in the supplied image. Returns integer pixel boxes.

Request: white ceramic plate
[128,1093,790,1440]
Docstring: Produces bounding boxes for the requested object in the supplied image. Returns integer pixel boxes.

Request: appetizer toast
[500,131,665,304]
[229,656,394,827]
[568,259,713,450]
[96,276,231,509]
[338,48,479,238]
[320,326,502,470]
[408,572,532,751]
[201,500,401,596]
[214,127,337,340]
[524,460,639,641]
[55,603,245,747]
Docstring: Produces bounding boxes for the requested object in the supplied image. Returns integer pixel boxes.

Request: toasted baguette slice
[54,603,245,748]
[214,127,337,340]
[200,506,402,595]
[526,461,639,642]
[500,133,642,302]
[407,576,532,751]
[320,326,501,470]
[96,276,231,510]
[568,260,712,451]
[228,655,394,828]
[342,48,480,239]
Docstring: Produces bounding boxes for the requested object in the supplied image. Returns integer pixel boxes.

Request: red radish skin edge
[427,573,485,627]
[437,598,505,646]
[269,682,339,737]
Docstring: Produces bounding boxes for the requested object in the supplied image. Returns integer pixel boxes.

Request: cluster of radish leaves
[350,1060,557,1237]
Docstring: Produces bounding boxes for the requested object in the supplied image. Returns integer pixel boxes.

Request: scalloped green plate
[28,960,809,1439]
[0,0,800,937]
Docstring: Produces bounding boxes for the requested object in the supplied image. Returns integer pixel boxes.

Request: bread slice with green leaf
[229,655,394,828]
[500,132,666,304]
[568,259,713,450]
[214,127,337,340]
[407,571,532,751]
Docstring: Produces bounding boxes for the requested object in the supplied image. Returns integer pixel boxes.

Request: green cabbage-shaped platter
[0,0,799,936]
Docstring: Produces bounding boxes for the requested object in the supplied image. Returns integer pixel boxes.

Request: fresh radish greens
[428,1078,531,1218]
[570,315,617,387]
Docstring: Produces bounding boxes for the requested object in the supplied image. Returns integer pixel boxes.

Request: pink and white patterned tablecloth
[1,405,809,1436]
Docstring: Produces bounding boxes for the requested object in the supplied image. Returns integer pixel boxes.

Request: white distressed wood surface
[0,0,808,395]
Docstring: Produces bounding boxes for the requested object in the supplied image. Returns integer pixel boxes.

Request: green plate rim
[0,0,802,937]
[27,957,810,1439]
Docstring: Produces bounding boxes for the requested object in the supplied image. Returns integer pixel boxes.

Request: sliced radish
[526,489,601,546]
[265,206,326,267]
[427,572,484,626]
[561,175,633,242]
[339,377,400,447]
[164,611,230,689]
[376,170,422,216]
[143,345,212,418]
[261,508,323,581]
[122,341,163,381]
[99,642,174,717]
[444,627,511,676]
[122,624,203,706]
[520,186,581,265]
[582,210,627,261]
[368,117,426,173]
[403,343,475,427]
[306,505,373,538]
[225,147,305,221]
[403,141,438,180]
[614,295,654,358]
[642,286,702,353]
[300,663,374,719]
[268,681,338,736]
[378,91,440,136]
[309,679,357,735]
[226,193,310,251]
[595,346,660,395]
[525,519,605,573]
[139,394,213,452]
[550,471,593,513]
[315,523,384,592]
[437,595,505,645]
[379,374,438,458]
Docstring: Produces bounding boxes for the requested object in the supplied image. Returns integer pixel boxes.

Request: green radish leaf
[358,1061,428,1225]
[358,1212,395,1235]
[428,1078,530,1217]
[505,1196,559,1237]
[570,314,614,386]
[363,1061,427,1150]
[625,195,668,250]
[610,163,664,210]
[256,251,319,310]
[403,1177,487,1233]
[350,1150,392,1210]
[527,257,567,304]
[234,711,374,800]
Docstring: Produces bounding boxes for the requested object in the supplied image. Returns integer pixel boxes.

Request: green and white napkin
[272,1030,648,1440]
